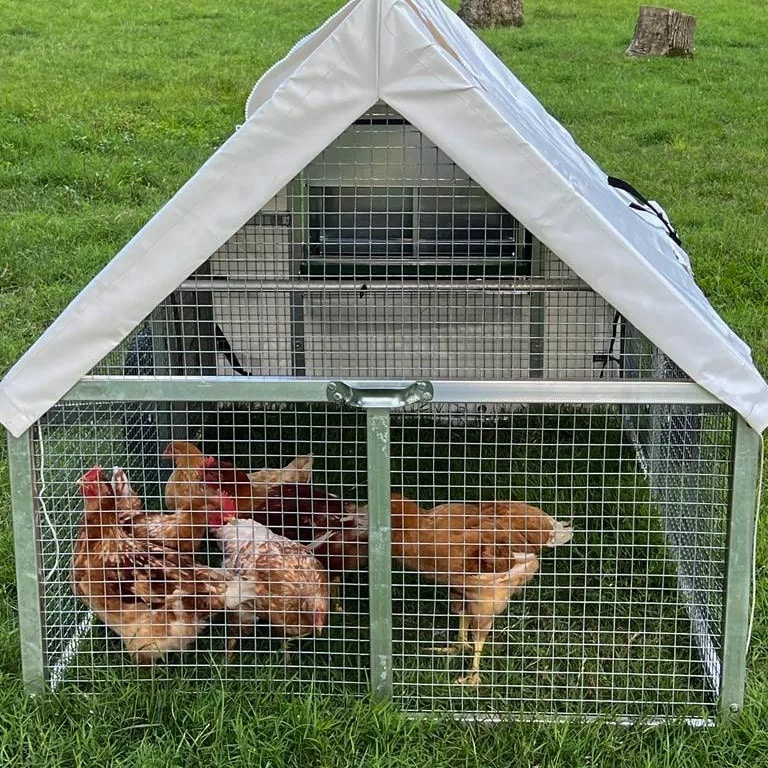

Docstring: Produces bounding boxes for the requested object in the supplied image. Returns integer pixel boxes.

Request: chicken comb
[202,455,217,468]
[81,466,103,484]
[218,489,237,513]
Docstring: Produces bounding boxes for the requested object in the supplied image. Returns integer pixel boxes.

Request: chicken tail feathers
[546,519,574,547]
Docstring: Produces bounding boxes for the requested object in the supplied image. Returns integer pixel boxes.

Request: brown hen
[71,467,256,664]
[112,466,210,553]
[165,440,313,515]
[389,493,572,685]
[162,441,224,513]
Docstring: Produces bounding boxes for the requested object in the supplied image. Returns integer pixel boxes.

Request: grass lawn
[1,0,767,765]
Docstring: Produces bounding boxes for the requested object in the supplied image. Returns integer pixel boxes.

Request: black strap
[607,176,650,205]
[607,176,682,246]
[214,323,251,376]
[594,310,623,378]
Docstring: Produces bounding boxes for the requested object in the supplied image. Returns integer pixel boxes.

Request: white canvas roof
[2,0,767,436]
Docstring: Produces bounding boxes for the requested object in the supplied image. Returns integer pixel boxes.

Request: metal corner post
[7,429,46,694]
[366,407,393,700]
[720,415,761,718]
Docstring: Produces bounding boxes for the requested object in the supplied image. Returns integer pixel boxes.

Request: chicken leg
[455,617,494,686]
[432,613,472,655]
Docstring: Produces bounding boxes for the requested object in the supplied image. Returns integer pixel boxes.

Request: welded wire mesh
[30,399,731,719]
[387,403,732,718]
[87,103,662,383]
[34,401,370,693]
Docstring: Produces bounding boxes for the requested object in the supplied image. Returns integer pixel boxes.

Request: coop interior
[26,104,735,720]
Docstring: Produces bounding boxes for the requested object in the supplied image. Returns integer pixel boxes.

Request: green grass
[2,0,768,764]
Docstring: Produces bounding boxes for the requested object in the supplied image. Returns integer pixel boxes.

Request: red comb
[81,467,103,484]
[202,455,217,468]
[219,490,237,513]
[206,491,238,529]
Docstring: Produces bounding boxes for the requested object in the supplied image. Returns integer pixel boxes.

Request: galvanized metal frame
[8,429,46,695]
[46,375,738,708]
[64,376,721,406]
[366,407,393,699]
[720,415,761,717]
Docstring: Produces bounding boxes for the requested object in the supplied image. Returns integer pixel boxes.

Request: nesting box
[2,0,765,723]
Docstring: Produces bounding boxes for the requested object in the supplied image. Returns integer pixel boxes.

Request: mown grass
[2,0,768,764]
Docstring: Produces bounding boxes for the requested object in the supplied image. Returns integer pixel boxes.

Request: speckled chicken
[246,483,369,580]
[207,495,329,650]
[71,467,256,664]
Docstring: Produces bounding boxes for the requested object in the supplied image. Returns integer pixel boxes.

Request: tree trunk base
[458,0,524,29]
[625,6,696,57]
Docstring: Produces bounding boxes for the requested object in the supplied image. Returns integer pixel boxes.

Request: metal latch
[327,381,433,409]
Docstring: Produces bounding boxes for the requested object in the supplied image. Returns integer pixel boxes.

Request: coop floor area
[51,563,717,720]
[30,403,731,720]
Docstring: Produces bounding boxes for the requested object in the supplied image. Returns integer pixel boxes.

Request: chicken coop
[3,0,767,724]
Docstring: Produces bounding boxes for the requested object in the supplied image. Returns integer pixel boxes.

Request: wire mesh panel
[27,394,734,721]
[85,103,664,384]
[32,400,371,693]
[637,405,733,693]
[387,403,732,719]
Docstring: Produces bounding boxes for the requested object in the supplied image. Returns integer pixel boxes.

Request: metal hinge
[326,381,433,409]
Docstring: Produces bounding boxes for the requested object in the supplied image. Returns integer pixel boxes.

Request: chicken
[389,493,573,686]
[247,454,313,493]
[163,441,225,512]
[228,482,368,610]
[207,494,329,651]
[71,467,256,664]
[202,451,314,513]
[112,466,209,553]
[165,440,313,514]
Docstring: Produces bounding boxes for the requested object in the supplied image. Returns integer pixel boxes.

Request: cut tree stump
[458,0,524,28]
[625,6,696,57]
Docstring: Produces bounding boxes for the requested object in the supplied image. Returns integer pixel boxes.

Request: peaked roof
[1,0,767,435]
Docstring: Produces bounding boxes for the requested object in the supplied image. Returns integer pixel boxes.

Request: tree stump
[625,6,696,57]
[458,0,524,28]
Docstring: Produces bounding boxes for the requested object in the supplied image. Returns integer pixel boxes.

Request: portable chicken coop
[2,0,766,724]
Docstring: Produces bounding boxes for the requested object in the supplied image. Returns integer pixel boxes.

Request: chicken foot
[455,635,486,686]
[432,614,472,655]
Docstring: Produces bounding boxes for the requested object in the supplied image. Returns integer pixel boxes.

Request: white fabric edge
[380,0,768,432]
[245,0,363,120]
[0,0,379,438]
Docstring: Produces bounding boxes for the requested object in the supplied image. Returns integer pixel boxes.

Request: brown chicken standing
[388,493,573,685]
[71,466,256,664]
